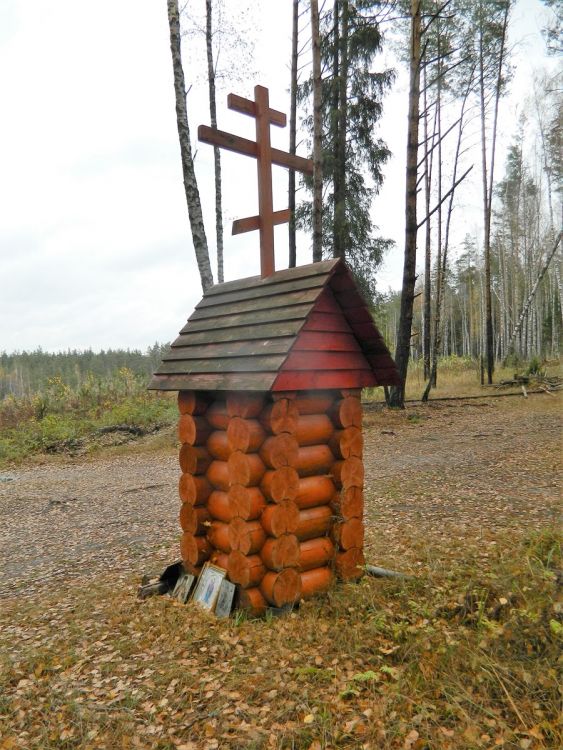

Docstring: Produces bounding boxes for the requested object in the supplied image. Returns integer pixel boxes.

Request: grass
[0,529,560,749]
[0,369,177,467]
[366,356,561,402]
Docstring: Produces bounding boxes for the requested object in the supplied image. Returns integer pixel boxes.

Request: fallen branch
[365,565,414,580]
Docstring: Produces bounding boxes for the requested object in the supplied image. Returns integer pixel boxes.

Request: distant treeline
[0,344,170,398]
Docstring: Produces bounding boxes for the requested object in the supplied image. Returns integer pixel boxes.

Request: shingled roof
[149,258,400,392]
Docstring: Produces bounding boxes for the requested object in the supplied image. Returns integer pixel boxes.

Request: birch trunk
[205,0,223,283]
[288,0,299,267]
[167,0,213,292]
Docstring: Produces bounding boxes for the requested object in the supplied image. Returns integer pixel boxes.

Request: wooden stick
[260,500,300,537]
[364,565,413,580]
[260,534,300,570]
[261,467,300,502]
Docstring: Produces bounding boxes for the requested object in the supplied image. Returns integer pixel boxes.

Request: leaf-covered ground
[0,393,560,749]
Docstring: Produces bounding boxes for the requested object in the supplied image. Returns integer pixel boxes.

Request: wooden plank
[366,353,398,370]
[273,370,377,391]
[204,258,339,297]
[232,208,290,235]
[333,288,371,311]
[255,85,275,278]
[349,321,384,339]
[197,125,313,175]
[163,338,295,361]
[171,320,302,347]
[292,331,363,352]
[227,92,287,126]
[156,354,287,375]
[186,302,313,329]
[282,351,370,371]
[190,289,319,321]
[149,372,276,391]
[198,124,257,158]
[196,274,327,310]
[302,312,353,333]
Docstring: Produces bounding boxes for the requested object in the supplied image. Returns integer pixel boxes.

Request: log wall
[177,388,365,615]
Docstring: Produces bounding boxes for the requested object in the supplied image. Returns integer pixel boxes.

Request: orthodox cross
[198,85,313,278]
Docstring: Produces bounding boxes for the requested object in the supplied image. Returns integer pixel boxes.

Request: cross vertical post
[198,85,313,279]
[254,86,275,278]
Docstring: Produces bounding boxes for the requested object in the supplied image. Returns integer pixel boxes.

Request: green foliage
[296,1,395,302]
[0,367,176,466]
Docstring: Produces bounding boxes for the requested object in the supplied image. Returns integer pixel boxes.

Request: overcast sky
[0,0,555,353]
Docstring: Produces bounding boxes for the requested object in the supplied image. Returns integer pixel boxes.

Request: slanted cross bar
[198,85,313,278]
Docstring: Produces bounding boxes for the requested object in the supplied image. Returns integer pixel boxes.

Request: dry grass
[0,391,560,749]
[0,530,560,750]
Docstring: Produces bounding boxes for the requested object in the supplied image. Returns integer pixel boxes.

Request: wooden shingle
[149,258,400,391]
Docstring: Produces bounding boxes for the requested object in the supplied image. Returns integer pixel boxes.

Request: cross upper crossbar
[198,85,313,278]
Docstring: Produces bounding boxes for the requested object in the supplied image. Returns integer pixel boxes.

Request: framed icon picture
[172,572,195,604]
[191,563,227,612]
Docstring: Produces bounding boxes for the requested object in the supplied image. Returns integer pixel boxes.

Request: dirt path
[0,394,560,599]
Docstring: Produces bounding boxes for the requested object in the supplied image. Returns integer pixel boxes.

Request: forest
[169,0,562,407]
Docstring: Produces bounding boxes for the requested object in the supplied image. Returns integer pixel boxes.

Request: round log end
[227,485,267,520]
[260,500,300,537]
[261,467,300,503]
[260,568,302,607]
[179,474,212,505]
[228,518,266,555]
[227,417,266,454]
[178,391,209,416]
[227,551,266,588]
[237,587,268,616]
[260,534,300,571]
[335,548,365,581]
[180,533,212,566]
[260,433,299,469]
[227,452,266,487]
[226,393,266,419]
[332,518,364,550]
[265,398,299,435]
